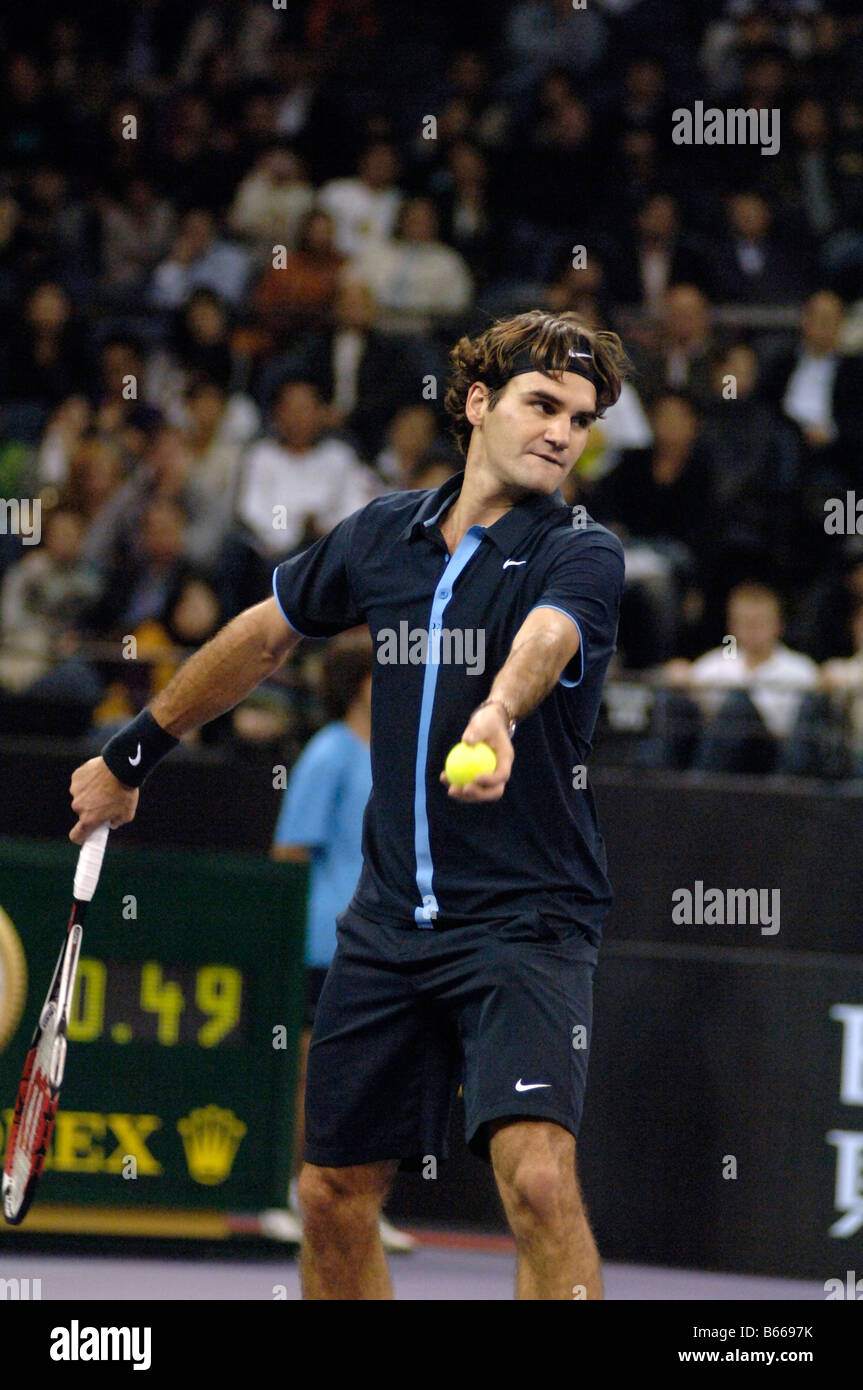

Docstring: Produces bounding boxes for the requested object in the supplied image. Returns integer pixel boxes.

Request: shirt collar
[399,469,570,555]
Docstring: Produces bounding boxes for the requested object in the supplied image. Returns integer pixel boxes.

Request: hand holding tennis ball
[444,740,497,787]
[441,701,514,802]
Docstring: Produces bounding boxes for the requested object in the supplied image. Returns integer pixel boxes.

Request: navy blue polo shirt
[273,469,624,944]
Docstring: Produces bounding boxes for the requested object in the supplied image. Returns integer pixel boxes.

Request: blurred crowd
[1,0,863,774]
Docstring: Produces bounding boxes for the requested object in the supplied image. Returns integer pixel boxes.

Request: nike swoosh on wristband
[128,744,142,766]
[515,1079,551,1091]
[502,559,527,569]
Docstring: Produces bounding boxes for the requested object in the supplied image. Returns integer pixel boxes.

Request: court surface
[0,1246,826,1300]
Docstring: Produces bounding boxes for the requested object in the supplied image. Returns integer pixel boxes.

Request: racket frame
[2,825,108,1225]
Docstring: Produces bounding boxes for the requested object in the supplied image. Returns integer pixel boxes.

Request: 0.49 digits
[67,959,246,1047]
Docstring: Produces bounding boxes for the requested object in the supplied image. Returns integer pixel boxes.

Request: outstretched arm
[69,598,301,843]
[441,605,581,803]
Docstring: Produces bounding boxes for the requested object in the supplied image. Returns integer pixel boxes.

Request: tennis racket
[2,823,109,1225]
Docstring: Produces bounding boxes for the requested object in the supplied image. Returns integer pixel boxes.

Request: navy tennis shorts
[304,904,599,1170]
[304,966,330,1027]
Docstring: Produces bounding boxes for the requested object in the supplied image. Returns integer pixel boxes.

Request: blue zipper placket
[412,524,486,925]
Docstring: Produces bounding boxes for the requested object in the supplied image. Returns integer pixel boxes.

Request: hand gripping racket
[2,824,109,1225]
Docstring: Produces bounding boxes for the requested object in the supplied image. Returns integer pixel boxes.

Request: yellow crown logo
[177,1105,247,1186]
[0,905,27,1055]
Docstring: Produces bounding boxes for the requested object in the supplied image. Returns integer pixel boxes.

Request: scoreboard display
[0,838,307,1211]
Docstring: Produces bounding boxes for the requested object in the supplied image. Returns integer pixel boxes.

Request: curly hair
[444,310,630,457]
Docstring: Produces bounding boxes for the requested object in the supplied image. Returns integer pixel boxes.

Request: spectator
[232,378,381,605]
[614,56,672,141]
[180,368,260,450]
[773,98,842,248]
[62,436,125,527]
[699,342,802,607]
[35,395,93,490]
[181,375,246,556]
[631,284,718,409]
[279,279,418,458]
[374,405,438,487]
[317,141,403,258]
[432,141,500,287]
[593,392,712,666]
[350,196,473,335]
[266,628,413,1251]
[611,194,715,311]
[436,48,510,151]
[0,52,61,172]
[820,601,863,775]
[500,73,597,277]
[407,449,462,492]
[156,90,244,212]
[247,208,346,348]
[0,193,31,311]
[97,174,175,302]
[19,163,95,291]
[149,208,253,310]
[148,288,237,420]
[91,335,163,448]
[651,583,819,773]
[0,508,100,693]
[504,0,608,96]
[544,251,617,334]
[1,281,90,411]
[94,496,201,635]
[105,574,224,720]
[228,146,315,252]
[614,127,664,223]
[710,190,813,304]
[760,290,863,479]
[81,424,229,577]
[792,539,863,664]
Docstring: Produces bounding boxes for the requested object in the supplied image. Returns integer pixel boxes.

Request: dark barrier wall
[1,744,861,1278]
[392,771,863,1280]
[0,839,307,1211]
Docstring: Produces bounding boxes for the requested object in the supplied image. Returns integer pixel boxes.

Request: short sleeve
[530,533,625,687]
[273,510,364,639]
[272,734,342,850]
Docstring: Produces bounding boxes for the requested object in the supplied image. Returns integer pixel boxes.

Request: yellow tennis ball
[445,741,497,786]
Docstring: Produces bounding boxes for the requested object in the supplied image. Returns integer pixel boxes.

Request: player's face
[469,370,597,494]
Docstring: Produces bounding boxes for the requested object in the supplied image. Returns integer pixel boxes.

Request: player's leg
[489,1118,602,1300]
[290,967,328,1199]
[298,1158,399,1299]
[292,1026,311,1188]
[445,915,601,1299]
[298,908,455,1298]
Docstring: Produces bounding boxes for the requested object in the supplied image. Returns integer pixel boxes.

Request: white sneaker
[258,1201,415,1253]
[378,1214,416,1253]
[258,1207,303,1243]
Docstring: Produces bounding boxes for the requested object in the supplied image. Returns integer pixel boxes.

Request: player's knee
[297,1164,381,1239]
[499,1157,574,1232]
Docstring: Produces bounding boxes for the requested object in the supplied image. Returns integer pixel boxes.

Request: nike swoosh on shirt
[128,744,142,766]
[515,1079,551,1091]
[502,559,527,569]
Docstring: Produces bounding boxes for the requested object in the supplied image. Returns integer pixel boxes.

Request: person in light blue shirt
[267,629,414,1251]
[273,688,372,973]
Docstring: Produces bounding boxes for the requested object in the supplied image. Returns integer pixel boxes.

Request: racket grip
[73,823,110,903]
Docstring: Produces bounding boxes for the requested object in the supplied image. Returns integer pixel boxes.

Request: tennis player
[69,310,629,1300]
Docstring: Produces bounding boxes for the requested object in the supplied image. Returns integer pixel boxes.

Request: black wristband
[101,709,179,789]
